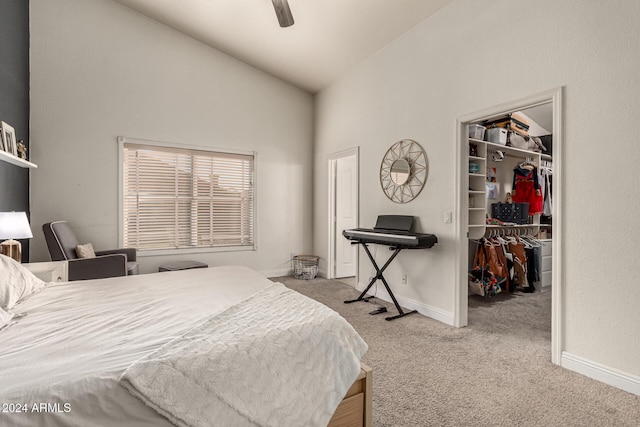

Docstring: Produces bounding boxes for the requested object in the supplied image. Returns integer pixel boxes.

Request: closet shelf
[468,173,484,177]
[486,224,538,228]
[468,155,485,161]
[468,190,485,194]
[484,140,548,158]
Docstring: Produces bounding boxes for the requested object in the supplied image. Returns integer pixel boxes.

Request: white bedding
[0,266,290,426]
[121,283,367,427]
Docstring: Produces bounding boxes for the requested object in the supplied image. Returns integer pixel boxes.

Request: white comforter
[121,283,368,427]
[0,266,366,427]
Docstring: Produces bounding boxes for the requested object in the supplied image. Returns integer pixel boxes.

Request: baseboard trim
[561,352,640,396]
[356,282,455,326]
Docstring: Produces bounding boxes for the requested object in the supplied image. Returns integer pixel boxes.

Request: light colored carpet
[272,276,640,426]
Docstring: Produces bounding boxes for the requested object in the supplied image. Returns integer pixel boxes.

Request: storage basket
[486,128,508,145]
[468,124,486,140]
[292,255,319,280]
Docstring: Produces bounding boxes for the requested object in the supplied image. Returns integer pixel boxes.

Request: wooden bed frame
[328,363,372,427]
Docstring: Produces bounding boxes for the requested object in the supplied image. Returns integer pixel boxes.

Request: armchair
[43,221,139,281]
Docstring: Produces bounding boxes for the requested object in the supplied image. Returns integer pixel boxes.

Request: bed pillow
[76,243,96,259]
[0,306,14,331]
[0,254,47,311]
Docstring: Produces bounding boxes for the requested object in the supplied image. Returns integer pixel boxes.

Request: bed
[0,256,371,427]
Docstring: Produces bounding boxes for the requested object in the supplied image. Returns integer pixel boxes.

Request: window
[121,141,255,252]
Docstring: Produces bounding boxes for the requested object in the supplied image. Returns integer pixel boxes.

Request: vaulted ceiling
[113,0,453,93]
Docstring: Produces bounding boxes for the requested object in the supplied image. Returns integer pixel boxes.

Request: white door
[335,155,357,278]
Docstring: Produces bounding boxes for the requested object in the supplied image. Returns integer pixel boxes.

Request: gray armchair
[43,221,139,281]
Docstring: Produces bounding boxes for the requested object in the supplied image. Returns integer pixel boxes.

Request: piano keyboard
[343,228,437,248]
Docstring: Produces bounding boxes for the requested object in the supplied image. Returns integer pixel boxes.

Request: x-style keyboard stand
[344,242,417,321]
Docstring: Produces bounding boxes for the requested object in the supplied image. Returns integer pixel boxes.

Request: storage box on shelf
[468,124,486,140]
[486,128,508,145]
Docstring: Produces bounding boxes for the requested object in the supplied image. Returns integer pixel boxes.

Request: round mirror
[380,139,428,204]
[390,159,410,185]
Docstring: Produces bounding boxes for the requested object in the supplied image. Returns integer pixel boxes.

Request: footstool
[158,260,208,272]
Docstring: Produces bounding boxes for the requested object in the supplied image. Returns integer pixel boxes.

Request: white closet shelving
[467,138,487,239]
[467,134,550,240]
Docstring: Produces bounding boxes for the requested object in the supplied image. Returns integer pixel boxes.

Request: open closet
[466,104,553,298]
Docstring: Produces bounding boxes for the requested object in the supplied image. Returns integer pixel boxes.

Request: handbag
[469,241,503,297]
[508,131,547,153]
[491,202,529,224]
[469,265,498,297]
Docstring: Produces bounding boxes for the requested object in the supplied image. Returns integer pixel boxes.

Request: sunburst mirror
[380,139,428,204]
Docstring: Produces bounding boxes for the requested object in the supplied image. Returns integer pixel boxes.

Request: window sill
[137,245,255,257]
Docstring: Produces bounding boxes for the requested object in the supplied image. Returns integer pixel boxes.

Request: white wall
[314,0,640,380]
[29,0,314,276]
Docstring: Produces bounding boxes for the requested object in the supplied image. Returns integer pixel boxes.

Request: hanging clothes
[470,241,504,297]
[525,246,538,293]
[543,169,553,217]
[512,164,543,214]
[508,237,530,290]
[474,239,508,289]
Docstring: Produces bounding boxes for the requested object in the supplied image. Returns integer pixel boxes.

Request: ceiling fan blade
[271,0,294,27]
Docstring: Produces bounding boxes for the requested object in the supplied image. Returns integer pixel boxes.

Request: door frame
[327,146,360,281]
[454,87,563,365]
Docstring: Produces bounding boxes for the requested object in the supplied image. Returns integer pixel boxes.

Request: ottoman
[158,260,208,272]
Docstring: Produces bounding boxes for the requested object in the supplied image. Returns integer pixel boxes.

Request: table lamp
[0,212,33,262]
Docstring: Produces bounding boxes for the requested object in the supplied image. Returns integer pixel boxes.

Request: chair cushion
[76,243,96,259]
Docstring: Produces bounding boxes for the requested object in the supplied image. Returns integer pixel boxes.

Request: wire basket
[292,255,319,280]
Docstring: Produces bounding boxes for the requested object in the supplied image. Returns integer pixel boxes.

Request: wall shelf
[0,150,37,168]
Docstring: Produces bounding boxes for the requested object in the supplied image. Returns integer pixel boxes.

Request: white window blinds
[123,142,254,251]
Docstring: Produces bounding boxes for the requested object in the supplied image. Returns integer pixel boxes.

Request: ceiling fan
[271,0,294,27]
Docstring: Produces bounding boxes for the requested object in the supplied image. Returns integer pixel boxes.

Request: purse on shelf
[508,131,547,153]
[491,202,529,224]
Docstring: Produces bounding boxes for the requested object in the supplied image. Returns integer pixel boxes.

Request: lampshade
[0,212,33,239]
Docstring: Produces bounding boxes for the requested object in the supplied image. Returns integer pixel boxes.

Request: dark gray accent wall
[0,0,30,261]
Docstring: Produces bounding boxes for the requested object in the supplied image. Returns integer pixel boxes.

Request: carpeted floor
[271,276,640,427]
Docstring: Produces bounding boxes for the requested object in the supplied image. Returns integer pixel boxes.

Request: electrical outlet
[402,274,408,285]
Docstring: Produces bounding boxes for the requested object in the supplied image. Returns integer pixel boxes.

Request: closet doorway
[327,147,359,281]
[455,88,563,365]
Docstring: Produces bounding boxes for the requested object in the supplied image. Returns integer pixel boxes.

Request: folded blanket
[120,282,368,427]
